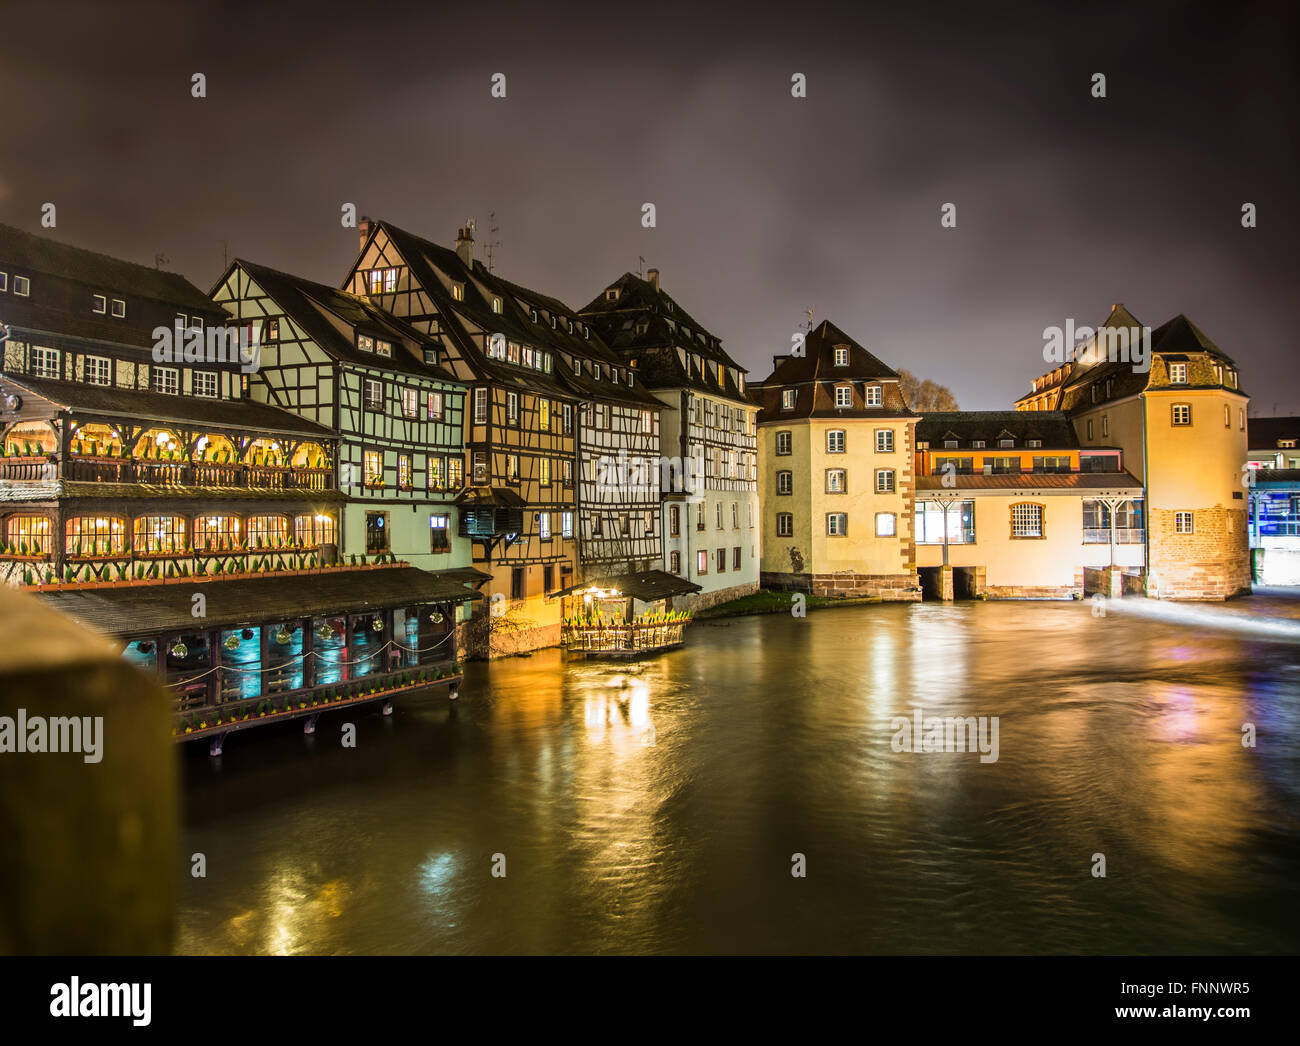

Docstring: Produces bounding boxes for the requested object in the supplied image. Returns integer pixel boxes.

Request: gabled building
[1049,306,1251,599]
[210,259,472,576]
[0,226,479,753]
[580,269,759,609]
[750,320,918,600]
[343,219,612,652]
[0,223,343,587]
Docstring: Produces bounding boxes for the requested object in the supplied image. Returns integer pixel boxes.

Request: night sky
[2,0,1295,411]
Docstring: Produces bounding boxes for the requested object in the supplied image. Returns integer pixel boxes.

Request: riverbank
[695,589,888,619]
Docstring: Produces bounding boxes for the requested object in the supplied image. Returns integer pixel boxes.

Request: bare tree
[897,369,959,411]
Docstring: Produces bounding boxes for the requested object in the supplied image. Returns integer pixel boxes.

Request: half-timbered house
[580,269,760,610]
[210,260,472,578]
[0,225,481,755]
[342,219,601,653]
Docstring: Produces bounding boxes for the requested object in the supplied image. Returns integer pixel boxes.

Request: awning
[36,565,483,639]
[553,569,702,603]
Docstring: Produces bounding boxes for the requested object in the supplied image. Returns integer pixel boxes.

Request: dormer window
[583,325,589,339]
[92,294,106,314]
[1227,369,1237,388]
[717,363,726,385]
[452,283,464,302]
[605,288,619,302]
[782,389,796,410]
[357,334,375,353]
[551,314,558,329]
[567,320,574,333]
[375,339,392,358]
[1028,439,1042,448]
[573,358,581,376]
[13,276,30,296]
[834,346,849,367]
[944,439,958,449]
[531,307,538,323]
[865,385,882,407]
[635,320,649,335]
[1169,362,1187,384]
[999,438,1015,448]
[492,296,502,314]
[834,385,852,409]
[971,440,985,449]
[110,299,125,318]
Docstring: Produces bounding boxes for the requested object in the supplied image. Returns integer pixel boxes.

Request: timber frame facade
[580,269,760,610]
[0,223,342,589]
[210,260,471,578]
[341,219,665,651]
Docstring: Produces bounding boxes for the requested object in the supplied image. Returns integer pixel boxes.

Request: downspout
[1140,391,1151,595]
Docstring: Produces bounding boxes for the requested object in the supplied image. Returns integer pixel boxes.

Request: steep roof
[751,319,912,422]
[369,222,660,407]
[0,223,216,312]
[2,372,335,439]
[221,259,459,383]
[578,271,750,402]
[916,410,1078,447]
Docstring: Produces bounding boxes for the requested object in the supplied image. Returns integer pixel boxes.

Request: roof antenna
[803,306,815,332]
[485,211,502,274]
[638,256,645,279]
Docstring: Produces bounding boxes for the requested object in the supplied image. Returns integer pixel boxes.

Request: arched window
[69,422,123,457]
[194,515,242,552]
[4,514,52,555]
[65,516,126,556]
[295,513,336,548]
[247,514,290,549]
[133,516,188,554]
[2,421,57,456]
[291,442,330,470]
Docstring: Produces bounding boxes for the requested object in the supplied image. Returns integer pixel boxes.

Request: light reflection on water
[177,598,1300,955]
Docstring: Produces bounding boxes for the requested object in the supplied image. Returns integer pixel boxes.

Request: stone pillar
[939,565,954,601]
[0,586,176,954]
[1108,566,1123,600]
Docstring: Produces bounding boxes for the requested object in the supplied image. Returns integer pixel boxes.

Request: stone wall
[761,570,920,601]
[1148,506,1251,600]
[672,580,759,614]
[983,568,1084,600]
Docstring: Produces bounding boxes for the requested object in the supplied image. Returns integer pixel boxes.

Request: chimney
[455,226,474,268]
[646,268,659,291]
[358,215,373,252]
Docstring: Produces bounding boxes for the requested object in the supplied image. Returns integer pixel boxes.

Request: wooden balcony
[50,456,335,490]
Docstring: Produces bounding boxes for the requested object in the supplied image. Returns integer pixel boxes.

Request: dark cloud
[2,0,1295,410]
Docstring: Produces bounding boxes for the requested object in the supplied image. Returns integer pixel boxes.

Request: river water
[176,597,1300,955]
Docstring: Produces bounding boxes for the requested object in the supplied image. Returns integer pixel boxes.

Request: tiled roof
[916,411,1078,447]
[578,272,750,402]
[752,320,912,421]
[0,223,217,312]
[37,565,484,638]
[3,374,335,438]
[220,260,460,383]
[916,472,1142,491]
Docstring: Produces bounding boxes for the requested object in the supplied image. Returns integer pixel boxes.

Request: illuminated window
[194,515,242,552]
[5,514,51,554]
[384,268,398,293]
[427,391,444,420]
[246,514,290,549]
[782,389,796,410]
[65,516,125,556]
[875,512,896,537]
[295,513,336,548]
[398,453,413,489]
[1011,503,1044,538]
[402,387,418,418]
[539,458,551,486]
[357,334,375,353]
[364,378,384,410]
[364,450,384,487]
[134,515,188,554]
[375,339,392,358]
[430,513,450,552]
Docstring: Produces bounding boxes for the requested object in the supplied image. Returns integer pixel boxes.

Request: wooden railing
[54,457,335,490]
[563,621,688,655]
